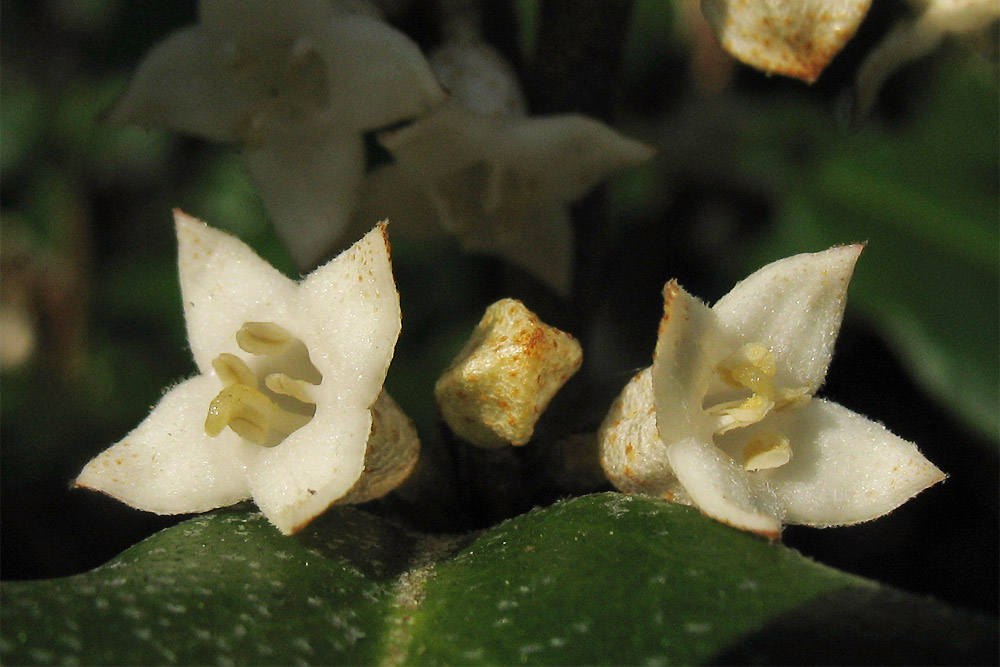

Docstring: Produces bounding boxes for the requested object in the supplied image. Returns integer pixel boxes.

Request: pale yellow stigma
[742,430,792,471]
[205,321,320,447]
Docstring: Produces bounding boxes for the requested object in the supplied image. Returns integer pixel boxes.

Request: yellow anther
[205,383,311,447]
[211,353,257,388]
[742,430,792,471]
[236,321,294,356]
[264,373,315,405]
[716,343,776,397]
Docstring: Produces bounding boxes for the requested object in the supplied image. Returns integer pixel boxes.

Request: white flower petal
[75,375,253,514]
[503,115,656,204]
[317,13,447,130]
[297,223,400,407]
[667,436,782,538]
[652,280,728,443]
[701,0,872,83]
[246,405,372,534]
[377,104,486,179]
[243,130,365,270]
[107,26,261,142]
[712,244,863,393]
[175,211,297,374]
[756,398,947,527]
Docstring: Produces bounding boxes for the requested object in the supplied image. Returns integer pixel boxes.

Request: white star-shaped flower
[76,211,415,535]
[599,245,945,538]
[108,0,446,269]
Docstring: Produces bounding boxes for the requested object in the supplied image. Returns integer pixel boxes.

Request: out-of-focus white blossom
[108,0,446,269]
[379,106,653,294]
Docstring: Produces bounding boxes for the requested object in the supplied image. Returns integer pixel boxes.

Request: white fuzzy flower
[108,0,446,269]
[599,245,945,538]
[76,211,415,535]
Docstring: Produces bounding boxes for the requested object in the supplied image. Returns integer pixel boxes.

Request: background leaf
[3,494,995,665]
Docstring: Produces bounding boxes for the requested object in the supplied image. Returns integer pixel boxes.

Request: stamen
[236,321,294,356]
[709,343,781,434]
[716,343,776,397]
[265,373,316,405]
[709,342,804,470]
[205,384,272,445]
[212,353,257,388]
[709,394,775,434]
[743,430,792,471]
[205,383,311,447]
[206,321,322,447]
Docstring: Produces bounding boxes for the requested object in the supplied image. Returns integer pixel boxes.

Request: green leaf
[739,59,999,441]
[3,494,995,665]
[1,505,410,665]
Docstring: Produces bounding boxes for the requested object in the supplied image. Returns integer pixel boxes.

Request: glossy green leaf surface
[2,494,995,665]
[1,506,412,665]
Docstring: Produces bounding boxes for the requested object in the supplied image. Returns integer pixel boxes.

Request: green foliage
[3,494,995,665]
